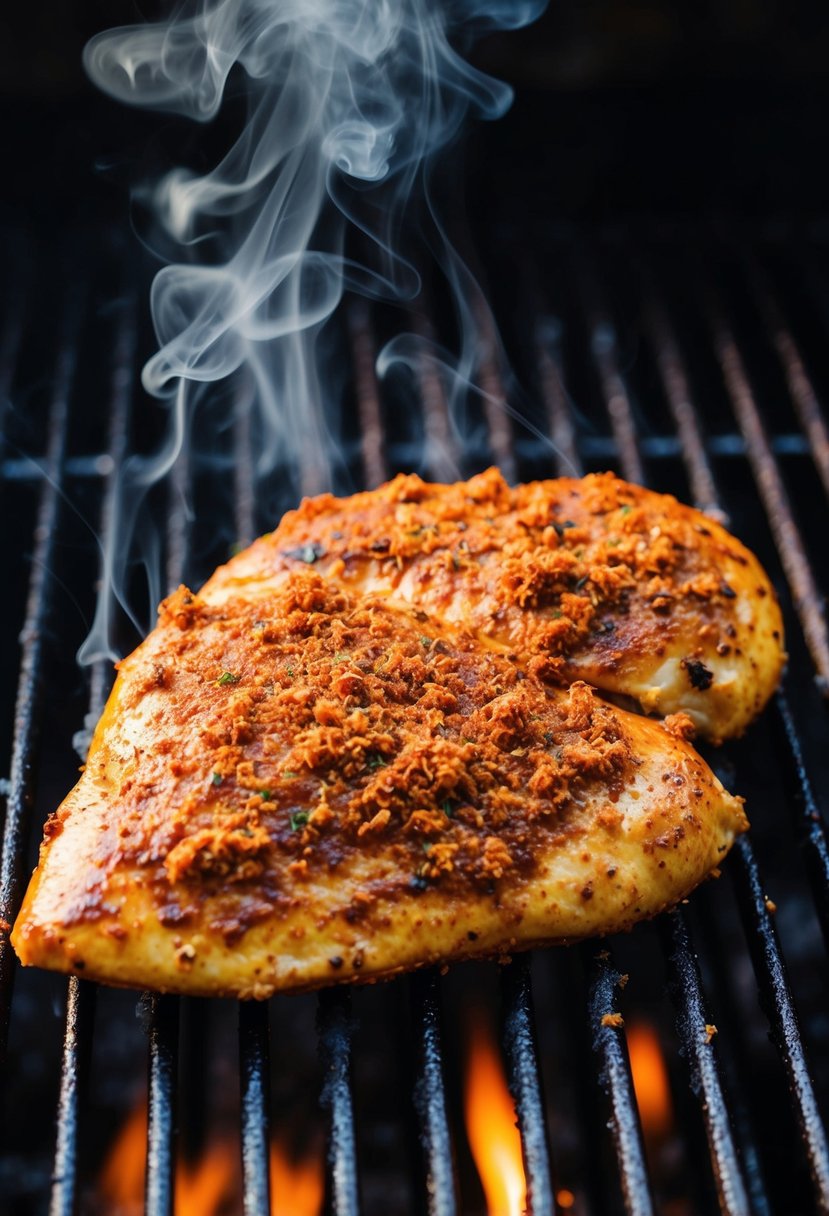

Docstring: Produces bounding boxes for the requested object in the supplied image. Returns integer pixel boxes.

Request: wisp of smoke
[79,0,547,666]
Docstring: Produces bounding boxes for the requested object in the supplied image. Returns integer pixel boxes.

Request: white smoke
[79,0,547,664]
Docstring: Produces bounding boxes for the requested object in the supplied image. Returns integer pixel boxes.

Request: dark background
[3,1,829,233]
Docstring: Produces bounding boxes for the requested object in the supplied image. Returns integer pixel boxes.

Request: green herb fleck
[441,799,454,818]
[285,665,294,679]
[212,772,222,786]
[333,651,349,662]
[290,811,309,831]
[574,575,589,592]
[421,841,433,854]
[367,754,387,770]
[283,770,297,779]
[217,671,240,686]
[420,636,431,649]
[620,504,632,515]
[259,789,272,801]
[551,609,563,620]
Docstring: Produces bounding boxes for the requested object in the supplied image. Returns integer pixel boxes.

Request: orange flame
[176,1137,237,1215]
[97,1097,323,1216]
[463,1013,527,1216]
[269,1137,325,1216]
[626,1021,673,1140]
[98,1097,147,1213]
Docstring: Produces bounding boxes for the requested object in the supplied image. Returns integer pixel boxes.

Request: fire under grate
[1,222,829,1215]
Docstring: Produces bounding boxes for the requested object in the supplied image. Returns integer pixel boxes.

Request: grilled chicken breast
[13,571,745,997]
[211,469,784,741]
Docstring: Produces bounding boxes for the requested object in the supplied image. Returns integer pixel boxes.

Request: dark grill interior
[4,104,829,1216]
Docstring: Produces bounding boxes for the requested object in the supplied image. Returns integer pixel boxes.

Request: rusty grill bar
[2,228,829,1216]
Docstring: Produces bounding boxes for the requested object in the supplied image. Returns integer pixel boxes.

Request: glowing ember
[98,1097,147,1213]
[463,1013,527,1216]
[97,1097,323,1216]
[176,1137,237,1215]
[270,1137,325,1216]
[626,1021,673,1140]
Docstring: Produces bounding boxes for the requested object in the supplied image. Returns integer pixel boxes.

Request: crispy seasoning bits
[148,568,637,905]
[479,836,514,880]
[662,712,697,741]
[166,820,272,884]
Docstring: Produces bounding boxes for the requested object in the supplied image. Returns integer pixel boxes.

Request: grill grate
[2,226,829,1216]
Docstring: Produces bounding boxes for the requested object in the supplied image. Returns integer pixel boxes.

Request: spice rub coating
[209,469,784,741]
[13,571,746,997]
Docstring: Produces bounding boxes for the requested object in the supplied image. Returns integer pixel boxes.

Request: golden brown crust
[210,470,784,741]
[13,570,746,997]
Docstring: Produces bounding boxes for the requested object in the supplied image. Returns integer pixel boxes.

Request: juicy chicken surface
[209,469,785,741]
[13,571,746,997]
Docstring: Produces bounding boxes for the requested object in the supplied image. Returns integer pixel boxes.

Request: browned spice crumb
[268,469,756,688]
[662,712,697,741]
[110,573,635,925]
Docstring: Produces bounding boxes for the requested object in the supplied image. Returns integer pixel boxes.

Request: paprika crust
[13,571,746,997]
[214,469,784,742]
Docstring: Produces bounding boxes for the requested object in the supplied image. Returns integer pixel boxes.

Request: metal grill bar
[142,442,195,1215]
[500,956,556,1216]
[693,897,774,1216]
[644,296,723,519]
[145,994,180,1216]
[643,274,829,1211]
[234,387,256,552]
[709,292,829,692]
[43,295,136,1216]
[534,315,579,478]
[661,910,752,1215]
[474,300,517,484]
[318,988,360,1216]
[231,354,275,1216]
[577,271,757,1214]
[0,287,27,428]
[575,258,645,486]
[0,301,80,1061]
[529,283,661,1212]
[645,293,829,926]
[412,310,458,481]
[747,255,829,504]
[349,302,386,491]
[239,1002,271,1215]
[410,969,457,1216]
[730,837,829,1209]
[5,228,829,1216]
[774,692,829,946]
[49,979,96,1216]
[586,949,655,1216]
